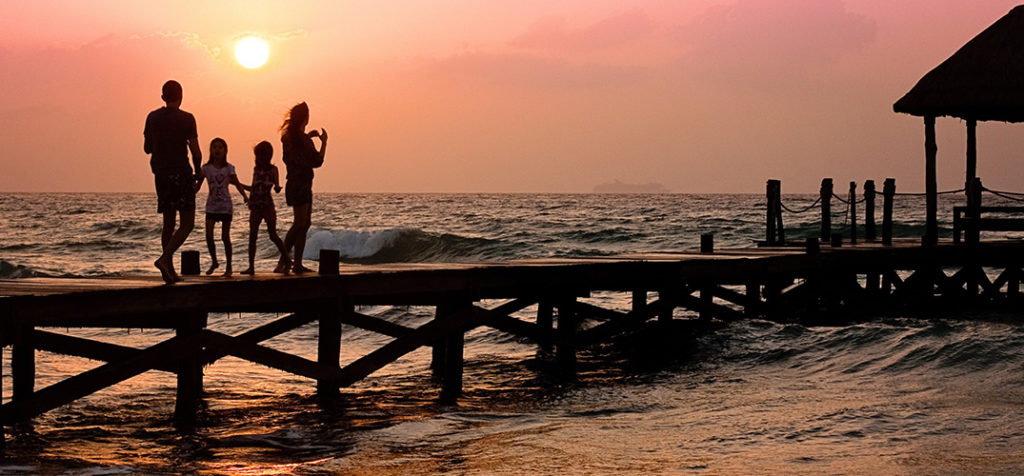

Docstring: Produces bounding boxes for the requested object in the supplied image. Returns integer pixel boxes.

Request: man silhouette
[144,80,202,283]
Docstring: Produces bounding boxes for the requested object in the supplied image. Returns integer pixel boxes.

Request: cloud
[509,9,656,53]
[680,0,876,83]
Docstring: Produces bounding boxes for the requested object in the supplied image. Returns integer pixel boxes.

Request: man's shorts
[155,172,196,214]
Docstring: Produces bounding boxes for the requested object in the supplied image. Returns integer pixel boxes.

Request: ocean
[1,192,1023,475]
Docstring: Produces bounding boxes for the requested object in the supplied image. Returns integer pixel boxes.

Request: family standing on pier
[144,80,328,283]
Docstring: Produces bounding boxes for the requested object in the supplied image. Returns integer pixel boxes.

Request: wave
[0,259,51,279]
[303,227,518,263]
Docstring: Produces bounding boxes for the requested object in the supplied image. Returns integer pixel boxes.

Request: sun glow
[235,36,269,69]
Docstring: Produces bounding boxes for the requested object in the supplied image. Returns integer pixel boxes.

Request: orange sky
[2,0,1023,193]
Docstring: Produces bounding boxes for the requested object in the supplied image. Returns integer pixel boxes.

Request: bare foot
[292,263,313,274]
[206,261,219,275]
[240,267,255,275]
[223,268,233,278]
[154,257,179,284]
[273,258,287,274]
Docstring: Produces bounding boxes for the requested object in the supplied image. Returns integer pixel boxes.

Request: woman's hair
[209,137,228,164]
[280,102,309,139]
[254,141,273,168]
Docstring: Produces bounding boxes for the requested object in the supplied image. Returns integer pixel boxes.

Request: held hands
[308,128,328,142]
[274,185,283,193]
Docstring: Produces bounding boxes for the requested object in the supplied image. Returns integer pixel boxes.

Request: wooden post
[864,180,876,241]
[431,304,447,376]
[849,182,858,245]
[174,311,206,430]
[631,290,646,313]
[745,281,759,316]
[556,298,577,373]
[806,237,820,254]
[181,250,200,276]
[820,178,833,242]
[318,249,340,275]
[700,233,714,253]
[658,289,674,324]
[317,299,346,400]
[12,325,34,417]
[925,116,938,245]
[966,178,982,246]
[537,301,553,352]
[883,178,895,246]
[766,179,784,245]
[440,306,465,402]
[966,119,977,185]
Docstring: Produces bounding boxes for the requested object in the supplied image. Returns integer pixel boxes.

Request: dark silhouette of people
[144,80,202,283]
[276,102,327,274]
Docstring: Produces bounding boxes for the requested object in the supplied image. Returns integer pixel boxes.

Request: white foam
[303,227,410,259]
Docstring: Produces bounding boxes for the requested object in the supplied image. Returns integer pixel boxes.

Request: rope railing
[892,188,965,197]
[779,196,821,214]
[984,188,1024,202]
[831,192,867,205]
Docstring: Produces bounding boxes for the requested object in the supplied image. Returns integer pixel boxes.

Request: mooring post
[820,178,833,242]
[181,250,200,276]
[12,325,34,416]
[700,233,714,253]
[317,298,347,400]
[849,182,858,245]
[766,179,784,245]
[864,180,877,241]
[174,311,207,430]
[882,178,895,246]
[555,298,578,374]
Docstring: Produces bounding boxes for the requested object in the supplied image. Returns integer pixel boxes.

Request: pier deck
[1,238,1022,437]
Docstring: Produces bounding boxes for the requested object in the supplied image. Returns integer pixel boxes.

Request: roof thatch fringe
[894,5,1024,122]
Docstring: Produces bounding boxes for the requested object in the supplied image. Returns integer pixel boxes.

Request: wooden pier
[2,238,1024,438]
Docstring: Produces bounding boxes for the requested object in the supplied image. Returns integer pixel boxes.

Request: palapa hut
[893,4,1024,244]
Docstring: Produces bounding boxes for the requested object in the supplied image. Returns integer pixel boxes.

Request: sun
[235,36,269,69]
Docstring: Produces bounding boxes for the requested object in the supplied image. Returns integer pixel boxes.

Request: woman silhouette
[277,102,327,273]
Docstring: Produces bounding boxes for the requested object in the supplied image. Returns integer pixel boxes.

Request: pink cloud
[680,0,876,83]
[509,9,656,52]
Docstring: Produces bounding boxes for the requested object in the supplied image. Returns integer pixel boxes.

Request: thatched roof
[894,5,1024,122]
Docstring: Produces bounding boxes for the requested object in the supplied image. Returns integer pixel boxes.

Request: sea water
[1,192,1023,475]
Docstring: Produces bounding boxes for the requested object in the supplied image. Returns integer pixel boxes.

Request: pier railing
[764,177,1024,247]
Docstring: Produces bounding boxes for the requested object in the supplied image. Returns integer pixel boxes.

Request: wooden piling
[174,311,206,430]
[883,178,895,246]
[849,182,858,245]
[435,300,467,402]
[864,180,877,241]
[537,301,554,352]
[658,289,674,324]
[317,299,346,400]
[820,178,833,242]
[556,299,577,373]
[12,325,34,414]
[966,178,982,246]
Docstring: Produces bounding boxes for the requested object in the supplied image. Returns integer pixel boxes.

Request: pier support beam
[12,325,34,420]
[556,298,578,374]
[174,311,207,431]
[537,301,554,352]
[434,300,468,402]
[318,300,348,401]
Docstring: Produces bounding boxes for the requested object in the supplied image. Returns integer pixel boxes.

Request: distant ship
[592,180,670,194]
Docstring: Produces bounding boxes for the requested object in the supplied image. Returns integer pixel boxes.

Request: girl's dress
[202,162,236,222]
[249,167,277,225]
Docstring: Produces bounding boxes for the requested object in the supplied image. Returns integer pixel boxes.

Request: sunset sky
[2,0,1023,193]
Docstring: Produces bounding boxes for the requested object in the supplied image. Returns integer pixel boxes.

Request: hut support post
[174,311,207,430]
[820,178,833,242]
[883,178,895,245]
[966,119,977,185]
[925,116,938,245]
[864,180,876,241]
[849,182,858,245]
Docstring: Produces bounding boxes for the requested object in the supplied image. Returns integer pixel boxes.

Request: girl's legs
[291,203,312,273]
[205,215,219,275]
[222,219,233,277]
[242,218,259,275]
[266,219,290,271]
